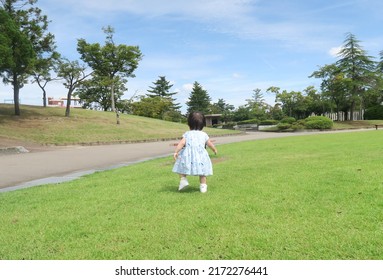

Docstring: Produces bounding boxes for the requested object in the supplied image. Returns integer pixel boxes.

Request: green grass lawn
[1,130,383,260]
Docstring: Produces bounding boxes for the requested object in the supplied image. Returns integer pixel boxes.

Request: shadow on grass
[160,184,202,193]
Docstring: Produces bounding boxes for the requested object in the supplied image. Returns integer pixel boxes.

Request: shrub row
[304,116,333,129]
[235,116,333,131]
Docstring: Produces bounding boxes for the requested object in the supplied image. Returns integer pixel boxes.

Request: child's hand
[173,152,178,161]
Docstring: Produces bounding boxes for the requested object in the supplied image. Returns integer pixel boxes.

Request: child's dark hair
[188,112,206,130]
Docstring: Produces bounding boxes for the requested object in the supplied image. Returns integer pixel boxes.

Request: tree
[246,88,271,120]
[0,0,56,115]
[130,95,173,119]
[31,51,60,107]
[304,86,330,116]
[186,81,211,114]
[77,75,126,111]
[57,59,91,117]
[336,33,376,120]
[232,105,251,122]
[268,86,309,119]
[77,26,142,124]
[147,76,180,109]
[0,9,26,72]
[209,98,234,122]
[147,76,181,113]
[0,6,34,113]
[310,63,351,120]
[373,50,383,106]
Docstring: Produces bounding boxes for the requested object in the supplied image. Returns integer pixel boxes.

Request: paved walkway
[0,129,370,192]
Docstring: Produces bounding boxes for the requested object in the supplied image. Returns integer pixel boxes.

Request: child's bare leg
[199,176,207,184]
[199,176,207,193]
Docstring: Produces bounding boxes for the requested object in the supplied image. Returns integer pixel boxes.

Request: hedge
[304,116,333,129]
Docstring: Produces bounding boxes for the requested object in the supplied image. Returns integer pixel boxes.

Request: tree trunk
[13,75,20,116]
[116,109,120,125]
[110,83,115,112]
[65,88,73,117]
[350,100,355,121]
[43,88,47,107]
[110,82,120,124]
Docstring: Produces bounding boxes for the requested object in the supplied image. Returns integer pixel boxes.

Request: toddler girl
[172,112,217,193]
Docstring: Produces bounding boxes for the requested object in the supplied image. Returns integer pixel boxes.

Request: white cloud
[232,73,242,79]
[45,0,336,51]
[67,0,256,20]
[329,46,342,57]
[40,0,383,58]
[182,83,194,91]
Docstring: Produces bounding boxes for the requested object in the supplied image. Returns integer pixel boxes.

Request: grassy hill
[0,104,240,146]
[1,104,381,146]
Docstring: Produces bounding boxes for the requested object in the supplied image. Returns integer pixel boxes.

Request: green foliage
[269,104,284,120]
[304,116,333,129]
[147,76,180,111]
[276,123,291,130]
[292,119,307,130]
[161,110,184,122]
[280,117,296,124]
[0,9,34,73]
[364,105,383,120]
[310,33,379,121]
[77,26,142,113]
[57,59,91,117]
[186,81,211,114]
[147,76,176,97]
[130,96,173,119]
[232,106,251,121]
[77,75,126,111]
[259,119,278,125]
[273,88,310,119]
[221,122,236,129]
[237,118,258,125]
[0,0,56,115]
[209,99,235,123]
[246,88,271,120]
[77,26,142,80]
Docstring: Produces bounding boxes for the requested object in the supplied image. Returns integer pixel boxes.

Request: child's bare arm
[206,139,217,154]
[173,138,186,160]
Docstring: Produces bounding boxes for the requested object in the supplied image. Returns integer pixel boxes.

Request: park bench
[374,124,383,130]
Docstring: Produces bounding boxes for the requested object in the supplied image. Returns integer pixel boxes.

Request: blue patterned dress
[172,130,213,176]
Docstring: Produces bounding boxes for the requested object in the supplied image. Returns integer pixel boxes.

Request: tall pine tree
[186,81,211,114]
[336,33,376,120]
[147,76,180,110]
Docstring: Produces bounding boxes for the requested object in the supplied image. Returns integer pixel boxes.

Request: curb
[0,146,29,155]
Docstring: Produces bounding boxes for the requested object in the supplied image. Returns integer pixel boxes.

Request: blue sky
[1,0,383,113]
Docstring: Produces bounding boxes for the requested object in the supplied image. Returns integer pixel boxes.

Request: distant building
[205,114,222,126]
[48,97,82,108]
[47,97,64,107]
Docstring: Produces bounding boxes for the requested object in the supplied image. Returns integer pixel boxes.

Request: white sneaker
[178,178,189,191]
[200,184,208,193]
